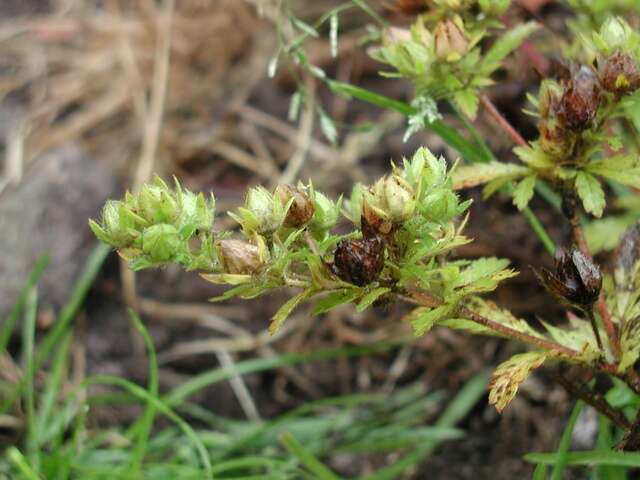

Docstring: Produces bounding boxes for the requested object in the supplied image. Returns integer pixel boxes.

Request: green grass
[0,245,490,479]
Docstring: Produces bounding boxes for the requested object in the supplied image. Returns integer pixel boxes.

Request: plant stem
[552,372,630,431]
[563,190,621,359]
[586,309,604,350]
[621,408,640,451]
[480,94,528,147]
[456,305,579,358]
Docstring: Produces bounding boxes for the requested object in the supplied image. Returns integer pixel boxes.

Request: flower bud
[217,239,264,275]
[332,236,385,286]
[538,80,563,118]
[535,247,602,308]
[558,66,601,131]
[138,182,178,224]
[363,175,416,233]
[600,17,628,51]
[434,19,468,62]
[236,186,287,235]
[275,185,315,228]
[599,51,640,95]
[142,224,182,263]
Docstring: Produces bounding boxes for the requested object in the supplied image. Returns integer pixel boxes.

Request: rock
[0,147,119,324]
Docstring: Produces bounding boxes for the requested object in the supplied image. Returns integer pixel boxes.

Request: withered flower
[275,185,315,228]
[599,51,640,95]
[558,66,601,131]
[434,19,468,61]
[217,239,264,275]
[395,0,428,15]
[332,235,385,286]
[535,247,602,308]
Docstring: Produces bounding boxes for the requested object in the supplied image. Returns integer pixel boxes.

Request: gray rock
[0,147,119,323]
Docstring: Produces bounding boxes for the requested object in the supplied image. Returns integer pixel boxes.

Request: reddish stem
[480,94,528,147]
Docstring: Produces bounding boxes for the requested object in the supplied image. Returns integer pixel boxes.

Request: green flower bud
[177,190,215,237]
[308,190,341,237]
[142,224,182,263]
[600,17,628,51]
[242,186,287,234]
[138,182,178,224]
[217,239,265,274]
[369,175,415,223]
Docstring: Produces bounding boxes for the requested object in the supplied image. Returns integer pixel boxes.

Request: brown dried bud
[217,239,264,275]
[600,51,640,95]
[558,66,601,131]
[535,247,602,308]
[395,0,428,14]
[539,118,576,158]
[275,185,315,228]
[332,236,385,286]
[434,20,468,61]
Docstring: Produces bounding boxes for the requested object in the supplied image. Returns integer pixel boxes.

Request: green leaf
[550,401,585,480]
[619,320,640,372]
[408,305,454,336]
[356,287,391,312]
[575,171,605,217]
[525,450,640,467]
[585,215,637,254]
[513,142,554,169]
[481,22,539,74]
[488,351,547,413]
[587,155,640,188]
[454,257,517,295]
[270,289,316,335]
[319,109,338,144]
[452,161,529,189]
[312,288,361,315]
[512,175,537,211]
[453,89,479,120]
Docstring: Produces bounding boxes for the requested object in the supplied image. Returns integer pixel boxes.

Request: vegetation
[6,0,640,478]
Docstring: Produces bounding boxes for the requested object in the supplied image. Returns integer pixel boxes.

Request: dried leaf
[488,351,548,412]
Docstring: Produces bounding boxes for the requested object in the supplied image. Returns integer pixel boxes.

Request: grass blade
[363,372,489,480]
[0,254,49,353]
[525,450,640,468]
[127,309,160,475]
[22,288,39,469]
[280,431,341,480]
[550,401,584,480]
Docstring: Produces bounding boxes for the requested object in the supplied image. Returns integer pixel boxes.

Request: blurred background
[0,1,618,478]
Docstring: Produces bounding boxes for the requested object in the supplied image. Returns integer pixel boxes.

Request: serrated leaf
[540,320,600,362]
[454,257,517,295]
[481,22,539,74]
[513,142,554,169]
[270,289,315,336]
[587,155,640,188]
[512,175,537,211]
[408,305,454,336]
[458,297,541,338]
[585,215,637,254]
[452,161,529,190]
[488,351,547,413]
[312,288,361,315]
[619,320,640,372]
[356,287,391,312]
[453,89,479,120]
[575,172,605,217]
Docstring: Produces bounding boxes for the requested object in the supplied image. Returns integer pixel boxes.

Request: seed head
[332,236,385,286]
[535,247,602,308]
[599,51,640,95]
[217,239,264,275]
[558,66,601,131]
[275,185,315,228]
